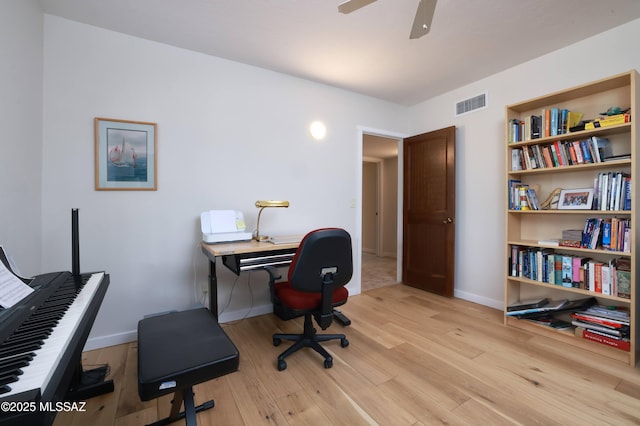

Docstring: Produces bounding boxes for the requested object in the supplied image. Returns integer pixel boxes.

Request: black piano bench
[137,308,239,426]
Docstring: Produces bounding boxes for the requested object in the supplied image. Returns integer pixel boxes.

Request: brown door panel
[403,126,455,297]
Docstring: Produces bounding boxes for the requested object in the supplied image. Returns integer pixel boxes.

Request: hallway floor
[361,252,397,291]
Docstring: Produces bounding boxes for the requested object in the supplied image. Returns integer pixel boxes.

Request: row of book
[534,218,630,252]
[508,176,631,213]
[508,108,583,142]
[507,181,540,210]
[582,217,631,252]
[593,171,631,211]
[509,245,631,299]
[571,305,630,351]
[510,136,615,171]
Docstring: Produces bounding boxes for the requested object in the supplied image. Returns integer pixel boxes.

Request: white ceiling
[39,0,640,106]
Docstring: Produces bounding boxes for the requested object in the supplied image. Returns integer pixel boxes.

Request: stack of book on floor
[506,297,597,330]
[571,305,630,351]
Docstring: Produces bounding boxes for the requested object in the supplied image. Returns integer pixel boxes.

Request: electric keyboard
[0,271,110,425]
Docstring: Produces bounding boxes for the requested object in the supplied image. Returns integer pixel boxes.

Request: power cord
[219,274,241,315]
[192,242,200,306]
[221,270,262,324]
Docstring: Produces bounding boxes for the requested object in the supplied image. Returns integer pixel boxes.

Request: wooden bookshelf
[504,70,639,367]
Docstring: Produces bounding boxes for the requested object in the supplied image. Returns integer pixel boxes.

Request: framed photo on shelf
[94,117,157,190]
[558,188,594,210]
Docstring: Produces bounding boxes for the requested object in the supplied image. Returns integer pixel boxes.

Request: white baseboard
[84,330,137,351]
[218,302,273,324]
[82,303,275,351]
[454,289,503,310]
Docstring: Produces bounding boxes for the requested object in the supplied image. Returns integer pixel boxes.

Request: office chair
[264,228,353,371]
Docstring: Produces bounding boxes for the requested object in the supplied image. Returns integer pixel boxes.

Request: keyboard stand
[66,362,114,401]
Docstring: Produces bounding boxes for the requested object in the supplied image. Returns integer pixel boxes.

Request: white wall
[407,18,640,309]
[41,16,408,349]
[0,0,43,276]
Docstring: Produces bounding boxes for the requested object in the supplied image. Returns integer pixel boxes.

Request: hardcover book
[616,258,631,299]
[507,297,549,312]
[505,299,569,317]
[575,327,630,351]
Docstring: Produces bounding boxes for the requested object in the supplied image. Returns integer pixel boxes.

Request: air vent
[455,92,487,116]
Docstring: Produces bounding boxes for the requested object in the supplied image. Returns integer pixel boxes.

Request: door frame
[356,126,407,289]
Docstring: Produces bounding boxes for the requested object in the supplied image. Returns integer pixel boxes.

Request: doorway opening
[361,133,401,291]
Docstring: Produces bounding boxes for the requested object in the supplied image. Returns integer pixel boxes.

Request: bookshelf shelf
[507,158,631,176]
[506,239,632,257]
[504,70,639,367]
[509,122,631,147]
[508,276,631,303]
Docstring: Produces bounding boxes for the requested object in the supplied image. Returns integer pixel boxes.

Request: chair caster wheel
[324,357,333,369]
[273,337,281,346]
[278,360,287,371]
[341,338,349,348]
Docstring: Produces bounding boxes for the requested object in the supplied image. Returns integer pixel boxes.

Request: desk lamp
[254,200,289,241]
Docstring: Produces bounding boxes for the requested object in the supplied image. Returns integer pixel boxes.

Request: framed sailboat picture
[95,117,157,190]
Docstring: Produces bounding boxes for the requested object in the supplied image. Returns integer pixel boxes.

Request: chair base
[273,314,349,371]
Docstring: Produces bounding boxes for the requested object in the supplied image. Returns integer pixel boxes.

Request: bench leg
[146,386,215,426]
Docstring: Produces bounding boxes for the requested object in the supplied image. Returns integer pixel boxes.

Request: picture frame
[95,117,157,190]
[558,188,594,210]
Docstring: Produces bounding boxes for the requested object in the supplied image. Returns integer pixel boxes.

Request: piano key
[0,342,43,359]
[16,317,62,331]
[0,373,21,387]
[0,356,32,374]
[0,272,103,398]
[4,329,52,345]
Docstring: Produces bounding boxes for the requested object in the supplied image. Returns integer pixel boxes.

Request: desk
[201,239,300,320]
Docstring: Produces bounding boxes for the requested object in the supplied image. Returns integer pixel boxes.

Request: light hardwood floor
[55,284,640,425]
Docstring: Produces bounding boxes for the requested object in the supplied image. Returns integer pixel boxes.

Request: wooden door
[402,126,456,297]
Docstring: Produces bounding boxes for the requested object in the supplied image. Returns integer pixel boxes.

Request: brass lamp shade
[254,200,289,241]
[255,200,290,208]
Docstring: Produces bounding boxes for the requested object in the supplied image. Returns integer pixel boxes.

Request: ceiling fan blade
[338,0,378,14]
[410,0,437,39]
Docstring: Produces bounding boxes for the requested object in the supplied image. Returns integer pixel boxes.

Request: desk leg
[208,259,218,320]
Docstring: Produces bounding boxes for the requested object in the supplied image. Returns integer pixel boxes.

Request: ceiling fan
[338,0,437,39]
